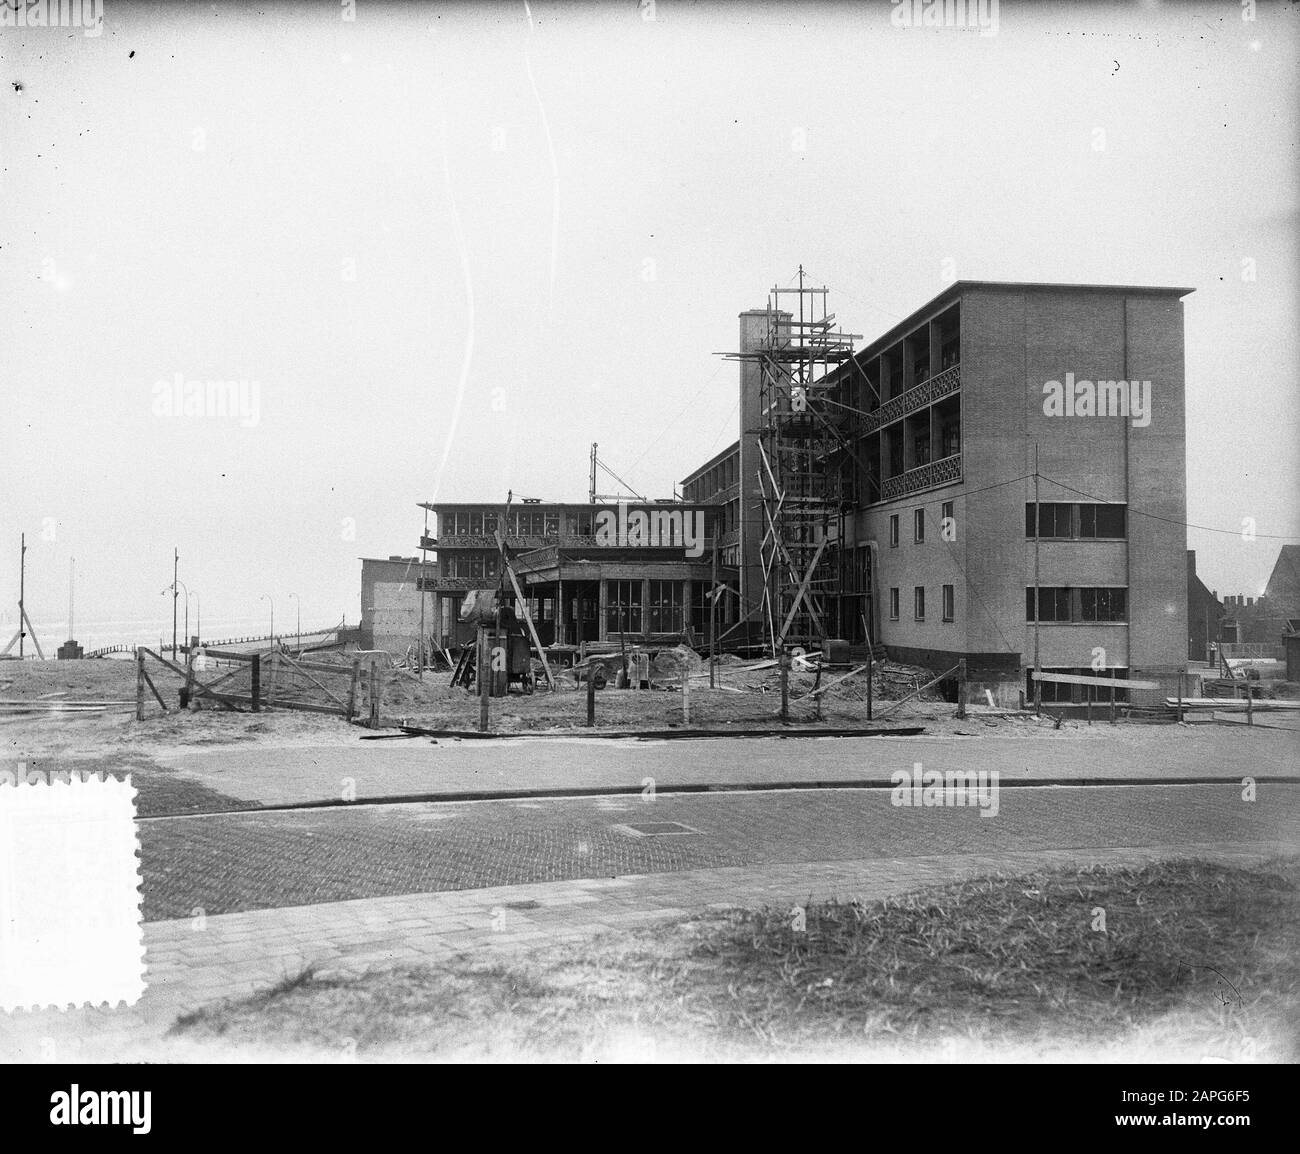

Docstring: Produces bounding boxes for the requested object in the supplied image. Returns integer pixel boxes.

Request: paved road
[139,781,1300,922]
[142,725,1300,813]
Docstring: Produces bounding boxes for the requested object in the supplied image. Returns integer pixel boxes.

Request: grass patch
[171,857,1300,1061]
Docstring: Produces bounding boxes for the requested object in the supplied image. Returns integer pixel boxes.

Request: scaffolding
[724,268,862,653]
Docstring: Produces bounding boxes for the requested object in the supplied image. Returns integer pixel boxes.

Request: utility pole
[19,533,26,657]
[172,547,179,659]
[1033,443,1041,716]
[709,534,718,688]
[418,507,429,678]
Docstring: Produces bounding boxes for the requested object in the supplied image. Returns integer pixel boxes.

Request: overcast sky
[2,0,1296,649]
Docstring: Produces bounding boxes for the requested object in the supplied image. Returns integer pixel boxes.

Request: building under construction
[685,276,1193,707]
[361,275,1193,709]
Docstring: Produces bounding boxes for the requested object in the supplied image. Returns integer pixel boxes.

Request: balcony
[880,453,962,501]
[861,364,960,435]
[416,576,482,592]
[421,534,551,551]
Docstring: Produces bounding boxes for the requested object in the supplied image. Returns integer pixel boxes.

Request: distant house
[1186,550,1223,662]
[1216,547,1300,650]
[1264,545,1300,616]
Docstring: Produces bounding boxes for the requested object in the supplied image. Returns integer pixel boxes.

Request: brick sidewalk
[3,838,1290,1061]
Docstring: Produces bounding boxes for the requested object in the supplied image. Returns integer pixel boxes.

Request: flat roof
[850,279,1195,365]
[359,556,434,565]
[417,500,683,511]
[681,439,739,486]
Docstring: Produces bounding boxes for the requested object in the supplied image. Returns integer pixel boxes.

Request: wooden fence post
[136,650,145,721]
[1176,671,1183,723]
[681,654,690,726]
[1246,682,1253,727]
[251,654,261,713]
[369,661,380,728]
[586,662,596,727]
[956,658,967,720]
[346,659,360,722]
[780,649,789,722]
[477,629,490,733]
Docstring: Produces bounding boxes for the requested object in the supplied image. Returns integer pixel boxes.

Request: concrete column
[557,576,564,646]
[738,308,790,628]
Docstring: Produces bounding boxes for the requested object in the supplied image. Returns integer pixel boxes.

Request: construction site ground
[2,658,1297,813]
[2,652,1160,761]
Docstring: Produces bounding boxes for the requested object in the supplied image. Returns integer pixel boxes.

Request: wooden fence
[136,647,372,722]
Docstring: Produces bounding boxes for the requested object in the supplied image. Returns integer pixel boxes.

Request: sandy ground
[0,655,1286,767]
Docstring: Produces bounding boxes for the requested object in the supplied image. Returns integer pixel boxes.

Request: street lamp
[288,592,301,654]
[162,581,191,656]
[260,594,274,645]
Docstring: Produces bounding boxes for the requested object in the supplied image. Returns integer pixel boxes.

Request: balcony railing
[514,546,559,573]
[880,453,962,501]
[422,534,551,551]
[862,364,960,435]
[416,576,482,592]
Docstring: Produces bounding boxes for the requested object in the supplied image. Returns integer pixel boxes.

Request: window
[940,417,961,458]
[886,353,903,398]
[606,580,642,636]
[1081,504,1127,539]
[941,500,954,522]
[448,554,490,581]
[914,586,925,621]
[1080,587,1127,622]
[566,510,593,537]
[889,588,900,620]
[1026,587,1070,622]
[1027,587,1128,623]
[647,580,683,633]
[1027,503,1127,540]
[914,508,925,543]
[889,515,900,547]
[887,427,905,475]
[1026,502,1073,539]
[690,581,714,634]
[942,584,955,622]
